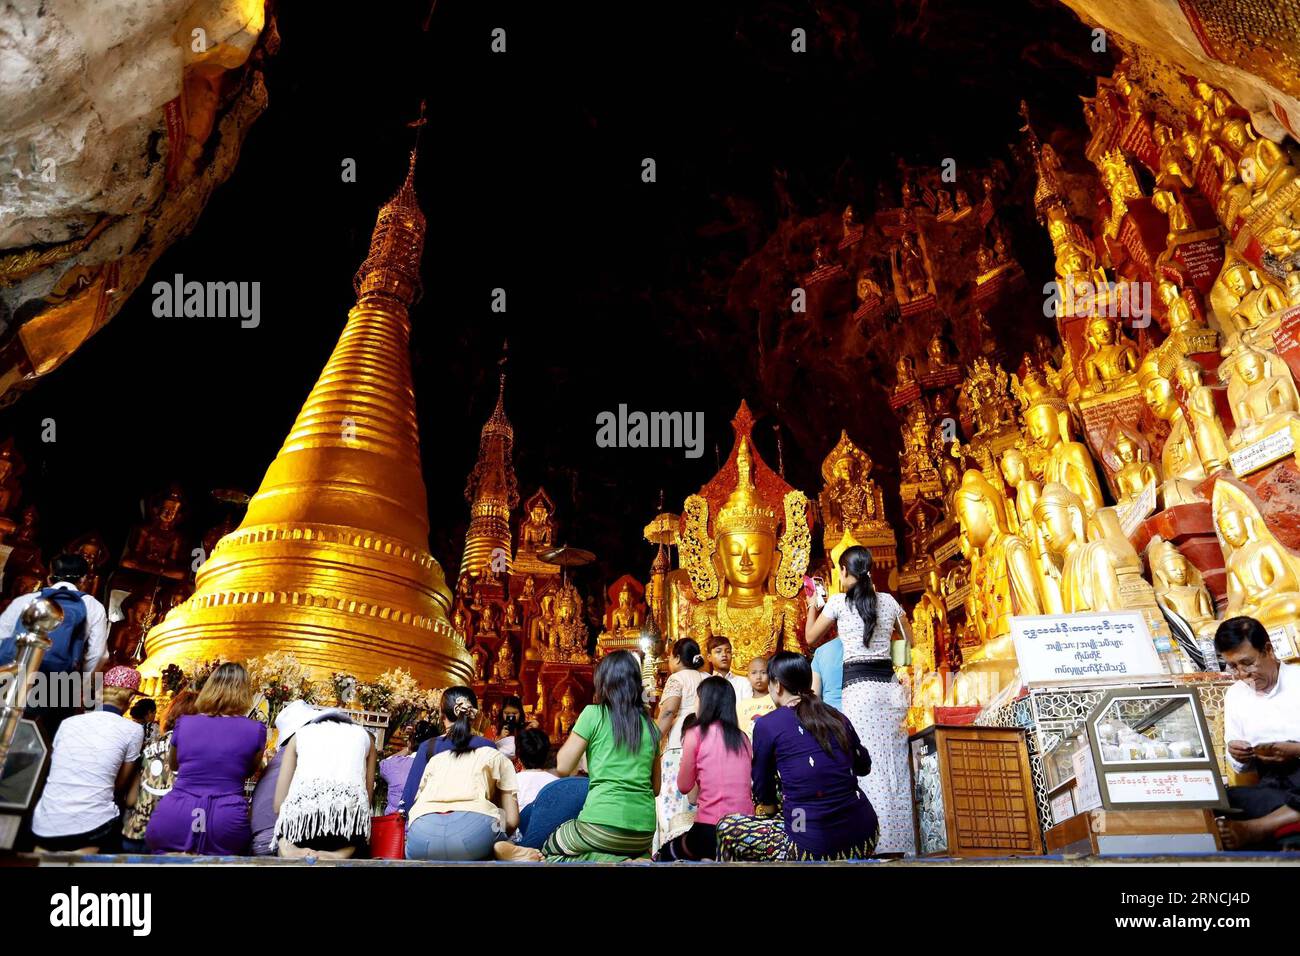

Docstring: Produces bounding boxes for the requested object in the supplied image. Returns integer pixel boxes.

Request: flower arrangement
[331,671,358,706]
[355,668,443,729]
[185,658,227,692]
[243,651,321,724]
[160,664,186,696]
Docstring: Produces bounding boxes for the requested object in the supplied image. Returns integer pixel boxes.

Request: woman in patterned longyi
[803,546,916,856]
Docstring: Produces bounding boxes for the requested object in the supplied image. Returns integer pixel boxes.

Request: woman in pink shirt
[655,677,753,861]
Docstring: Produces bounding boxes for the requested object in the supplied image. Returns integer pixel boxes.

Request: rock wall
[0,0,273,403]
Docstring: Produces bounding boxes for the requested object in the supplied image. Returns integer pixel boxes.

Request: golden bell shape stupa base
[143,150,473,688]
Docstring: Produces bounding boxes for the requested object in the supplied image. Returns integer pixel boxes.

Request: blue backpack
[0,587,89,673]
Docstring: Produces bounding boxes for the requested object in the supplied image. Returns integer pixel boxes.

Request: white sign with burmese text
[1104,770,1219,803]
[1010,611,1164,684]
[1229,428,1295,477]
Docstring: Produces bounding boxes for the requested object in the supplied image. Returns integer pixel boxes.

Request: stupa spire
[459,359,519,581]
[144,148,472,688]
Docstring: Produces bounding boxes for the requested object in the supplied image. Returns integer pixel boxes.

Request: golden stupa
[142,150,474,688]
[458,374,518,581]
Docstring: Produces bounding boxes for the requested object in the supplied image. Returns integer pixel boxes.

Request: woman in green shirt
[543,650,661,861]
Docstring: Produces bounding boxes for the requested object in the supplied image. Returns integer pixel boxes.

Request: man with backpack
[0,552,110,739]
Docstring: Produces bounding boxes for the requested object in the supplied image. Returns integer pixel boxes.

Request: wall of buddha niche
[929,48,1300,714]
[0,451,247,668]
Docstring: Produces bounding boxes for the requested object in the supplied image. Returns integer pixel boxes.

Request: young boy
[706,636,752,703]
[514,727,558,814]
[736,656,776,739]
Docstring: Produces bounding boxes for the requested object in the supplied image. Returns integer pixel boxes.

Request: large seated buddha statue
[1137,346,1211,507]
[120,484,188,581]
[1214,480,1300,632]
[681,404,809,672]
[1022,380,1105,516]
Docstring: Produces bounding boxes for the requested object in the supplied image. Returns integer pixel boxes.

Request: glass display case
[1082,687,1227,811]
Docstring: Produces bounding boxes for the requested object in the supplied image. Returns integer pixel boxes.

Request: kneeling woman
[717,652,878,861]
[273,709,376,859]
[405,687,520,861]
[543,650,660,861]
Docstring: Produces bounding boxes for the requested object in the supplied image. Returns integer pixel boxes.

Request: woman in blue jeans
[404,687,520,860]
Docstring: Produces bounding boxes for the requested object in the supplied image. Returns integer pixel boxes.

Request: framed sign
[1083,687,1228,812]
[1010,611,1165,685]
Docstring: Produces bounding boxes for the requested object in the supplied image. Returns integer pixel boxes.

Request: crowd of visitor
[8,547,1300,860]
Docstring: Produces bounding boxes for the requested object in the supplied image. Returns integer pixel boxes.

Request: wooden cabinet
[909,724,1044,857]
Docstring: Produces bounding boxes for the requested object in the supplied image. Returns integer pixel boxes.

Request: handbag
[370,813,406,859]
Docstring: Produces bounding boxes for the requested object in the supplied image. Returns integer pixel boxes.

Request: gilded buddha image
[1214,480,1300,633]
[681,420,809,672]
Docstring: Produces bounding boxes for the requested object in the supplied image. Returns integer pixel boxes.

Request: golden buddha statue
[907,568,949,730]
[1238,140,1295,223]
[528,591,554,659]
[1149,536,1218,639]
[1214,480,1300,631]
[819,432,888,545]
[999,448,1040,529]
[1221,342,1300,449]
[0,438,24,533]
[856,270,883,304]
[521,574,536,603]
[521,497,554,553]
[1175,358,1230,474]
[1154,122,1195,190]
[553,687,579,740]
[1099,149,1143,239]
[897,232,930,301]
[1034,483,1124,614]
[682,435,806,671]
[1137,347,1209,507]
[895,354,917,392]
[1214,262,1287,335]
[477,602,499,641]
[492,638,516,683]
[68,532,110,599]
[927,332,956,374]
[121,485,188,580]
[470,642,489,682]
[1023,397,1105,516]
[1158,280,1218,355]
[547,582,590,663]
[3,516,44,601]
[1080,315,1139,397]
[955,468,1042,633]
[611,582,641,630]
[1104,425,1159,509]
[1089,505,1173,643]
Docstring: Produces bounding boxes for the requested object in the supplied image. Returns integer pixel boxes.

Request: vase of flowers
[244,651,319,725]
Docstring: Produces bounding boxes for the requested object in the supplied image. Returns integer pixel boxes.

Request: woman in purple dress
[145,663,266,855]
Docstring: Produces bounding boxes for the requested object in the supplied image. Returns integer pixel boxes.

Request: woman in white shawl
[274,709,377,859]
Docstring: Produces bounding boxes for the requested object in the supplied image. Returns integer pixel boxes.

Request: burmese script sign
[1119,479,1157,539]
[1229,428,1295,477]
[1103,770,1220,804]
[1010,611,1164,684]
